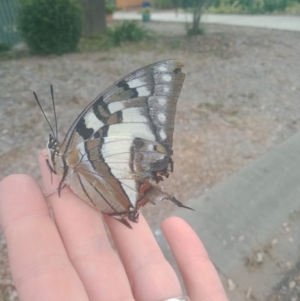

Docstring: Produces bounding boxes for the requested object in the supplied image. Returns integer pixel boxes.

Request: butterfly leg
[169,157,174,173]
[128,208,139,223]
[46,158,56,184]
[57,165,68,197]
[168,196,195,211]
[112,215,133,229]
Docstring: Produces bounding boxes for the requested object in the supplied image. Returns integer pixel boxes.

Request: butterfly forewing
[50,60,187,226]
[61,60,184,154]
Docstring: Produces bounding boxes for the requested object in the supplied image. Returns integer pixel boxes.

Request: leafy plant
[208,0,243,13]
[0,42,12,52]
[285,1,300,13]
[211,0,299,13]
[263,0,288,12]
[18,0,82,55]
[141,7,151,14]
[108,21,149,45]
[181,0,214,35]
[105,1,116,14]
[153,0,176,9]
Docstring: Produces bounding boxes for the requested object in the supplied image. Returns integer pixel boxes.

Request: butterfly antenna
[50,85,58,139]
[33,91,55,137]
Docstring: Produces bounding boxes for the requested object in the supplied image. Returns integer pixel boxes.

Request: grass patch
[186,24,206,36]
[0,49,30,62]
[79,34,112,52]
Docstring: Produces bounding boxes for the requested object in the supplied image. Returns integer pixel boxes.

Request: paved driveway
[114,11,300,32]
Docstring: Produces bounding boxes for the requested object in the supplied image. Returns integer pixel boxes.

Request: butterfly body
[44,60,190,228]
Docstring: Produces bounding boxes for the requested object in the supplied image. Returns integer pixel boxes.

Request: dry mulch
[0,22,300,300]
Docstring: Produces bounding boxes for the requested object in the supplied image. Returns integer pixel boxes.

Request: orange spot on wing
[139,182,151,195]
[137,183,151,209]
[137,198,148,209]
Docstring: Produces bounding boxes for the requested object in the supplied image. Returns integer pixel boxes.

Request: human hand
[0,152,229,301]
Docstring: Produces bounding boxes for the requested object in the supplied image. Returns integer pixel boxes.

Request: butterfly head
[33,86,61,169]
[47,133,60,169]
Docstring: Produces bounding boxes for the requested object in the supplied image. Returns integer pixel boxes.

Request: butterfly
[35,59,192,228]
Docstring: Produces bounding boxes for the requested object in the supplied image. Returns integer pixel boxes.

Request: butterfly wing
[60,60,185,221]
[61,59,184,155]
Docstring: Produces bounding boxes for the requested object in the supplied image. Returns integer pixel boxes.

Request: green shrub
[18,0,82,55]
[0,42,12,52]
[108,21,149,46]
[212,0,298,13]
[79,22,151,52]
[285,1,300,13]
[153,0,175,9]
[105,1,116,14]
[263,0,288,12]
[238,0,287,13]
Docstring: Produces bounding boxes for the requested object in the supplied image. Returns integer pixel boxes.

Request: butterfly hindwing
[66,136,170,214]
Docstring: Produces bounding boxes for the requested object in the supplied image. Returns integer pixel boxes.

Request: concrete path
[114,9,300,299]
[114,11,300,32]
[153,132,300,300]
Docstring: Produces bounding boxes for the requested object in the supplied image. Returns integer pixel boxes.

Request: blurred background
[0,0,300,300]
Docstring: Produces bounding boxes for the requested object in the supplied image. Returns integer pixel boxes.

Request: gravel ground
[0,22,300,300]
[268,259,300,301]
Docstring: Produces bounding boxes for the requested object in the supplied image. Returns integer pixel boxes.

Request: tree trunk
[80,0,107,36]
[192,0,203,33]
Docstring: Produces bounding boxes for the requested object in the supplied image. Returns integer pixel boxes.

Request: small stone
[246,287,252,299]
[238,235,245,242]
[256,251,264,263]
[289,281,296,289]
[227,278,236,291]
[271,239,278,245]
[286,261,292,269]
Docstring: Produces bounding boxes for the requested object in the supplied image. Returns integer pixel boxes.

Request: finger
[39,151,134,301]
[0,174,89,301]
[105,214,182,301]
[161,217,229,301]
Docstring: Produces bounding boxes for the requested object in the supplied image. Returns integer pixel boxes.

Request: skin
[0,151,229,301]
